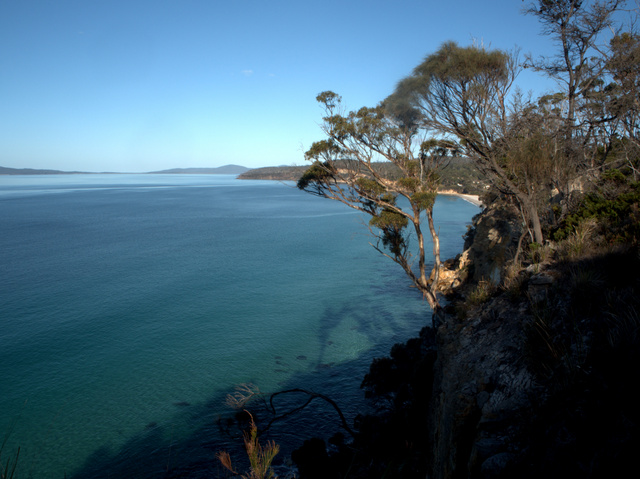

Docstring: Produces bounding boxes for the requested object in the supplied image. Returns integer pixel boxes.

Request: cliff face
[430,290,536,477]
[436,202,521,295]
[427,205,640,478]
[430,205,534,477]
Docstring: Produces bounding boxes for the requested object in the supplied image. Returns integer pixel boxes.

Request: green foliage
[607,32,640,113]
[412,41,510,85]
[556,219,598,261]
[296,160,335,190]
[316,91,341,110]
[420,138,458,155]
[466,279,496,307]
[397,176,420,192]
[529,242,542,253]
[369,210,409,257]
[601,168,626,184]
[369,210,408,230]
[528,242,553,264]
[403,160,419,176]
[411,191,437,211]
[304,139,340,160]
[380,192,397,204]
[325,114,356,138]
[553,176,640,243]
[356,177,385,196]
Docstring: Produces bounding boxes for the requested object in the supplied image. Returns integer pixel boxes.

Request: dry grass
[525,300,566,377]
[605,293,640,349]
[217,412,280,479]
[455,279,498,319]
[557,218,599,261]
[528,241,554,264]
[501,261,527,301]
[226,383,262,410]
[466,279,496,306]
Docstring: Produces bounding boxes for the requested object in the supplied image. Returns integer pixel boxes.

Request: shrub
[466,279,496,307]
[501,261,527,301]
[553,176,640,244]
[217,412,280,479]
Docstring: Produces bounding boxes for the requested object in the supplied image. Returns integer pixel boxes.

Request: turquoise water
[0,174,478,478]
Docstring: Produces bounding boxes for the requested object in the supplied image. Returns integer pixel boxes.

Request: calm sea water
[0,174,478,478]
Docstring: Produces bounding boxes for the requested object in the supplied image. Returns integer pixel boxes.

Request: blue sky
[0,0,557,172]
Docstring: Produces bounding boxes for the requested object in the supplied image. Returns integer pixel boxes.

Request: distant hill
[0,164,250,176]
[238,165,307,181]
[150,165,249,175]
[0,166,87,175]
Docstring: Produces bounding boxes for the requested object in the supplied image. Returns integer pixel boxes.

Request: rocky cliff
[427,203,640,478]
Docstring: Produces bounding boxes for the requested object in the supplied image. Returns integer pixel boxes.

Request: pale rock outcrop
[462,203,522,286]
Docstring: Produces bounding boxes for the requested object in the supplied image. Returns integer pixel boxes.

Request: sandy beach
[438,189,483,207]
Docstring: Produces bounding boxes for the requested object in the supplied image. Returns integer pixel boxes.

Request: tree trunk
[518,191,544,244]
[415,219,430,290]
[426,208,441,283]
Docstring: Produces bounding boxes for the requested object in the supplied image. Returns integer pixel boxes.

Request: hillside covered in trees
[240,158,488,195]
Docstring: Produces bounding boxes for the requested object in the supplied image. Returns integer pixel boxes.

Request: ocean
[0,174,478,478]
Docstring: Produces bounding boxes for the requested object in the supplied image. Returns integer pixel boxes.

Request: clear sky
[0,0,558,172]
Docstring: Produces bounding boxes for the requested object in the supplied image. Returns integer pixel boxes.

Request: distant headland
[238,158,488,195]
[0,164,249,176]
[148,165,249,175]
[0,166,92,175]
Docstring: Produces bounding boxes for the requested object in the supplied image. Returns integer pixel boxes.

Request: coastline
[438,189,483,207]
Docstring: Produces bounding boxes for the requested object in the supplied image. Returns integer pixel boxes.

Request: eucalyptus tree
[523,0,628,189]
[607,31,640,177]
[297,91,457,313]
[524,0,624,129]
[385,41,549,244]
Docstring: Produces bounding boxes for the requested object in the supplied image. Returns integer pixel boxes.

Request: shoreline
[438,189,483,207]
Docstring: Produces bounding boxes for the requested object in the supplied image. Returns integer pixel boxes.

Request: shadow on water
[314,296,427,370]
[67,302,431,479]
[65,363,352,478]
